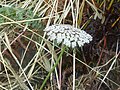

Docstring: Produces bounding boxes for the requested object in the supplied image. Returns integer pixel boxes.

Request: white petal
[59,28,65,33]
[63,38,70,47]
[78,41,84,47]
[71,41,76,48]
[50,33,56,40]
[66,35,70,39]
[57,33,62,37]
[79,38,85,43]
[84,38,90,43]
[66,32,69,36]
[44,27,50,32]
[71,34,74,38]
[61,33,66,39]
[86,35,93,41]
[72,31,75,34]
[66,41,71,47]
[67,30,72,35]
[56,33,63,43]
[70,37,74,41]
[74,37,78,41]
[57,37,63,43]
[54,29,59,33]
[63,38,68,44]
[75,34,79,38]
[64,30,68,34]
[47,30,53,36]
[64,25,71,30]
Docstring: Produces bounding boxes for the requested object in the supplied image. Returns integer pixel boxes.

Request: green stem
[40,46,66,90]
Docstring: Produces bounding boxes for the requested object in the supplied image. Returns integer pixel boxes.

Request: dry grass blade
[0,35,29,90]
[3,33,33,90]
[98,39,120,90]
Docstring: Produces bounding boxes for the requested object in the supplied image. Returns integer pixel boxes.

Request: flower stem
[40,46,66,90]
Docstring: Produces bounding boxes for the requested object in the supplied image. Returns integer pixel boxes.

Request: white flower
[70,37,74,41]
[74,37,78,42]
[66,33,70,39]
[49,33,56,41]
[59,28,65,33]
[63,38,71,47]
[61,33,66,39]
[56,33,63,43]
[44,24,93,48]
[54,29,59,33]
[71,41,76,48]
[47,30,53,36]
[78,41,84,47]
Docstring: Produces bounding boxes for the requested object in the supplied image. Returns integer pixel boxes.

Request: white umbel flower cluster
[44,24,93,48]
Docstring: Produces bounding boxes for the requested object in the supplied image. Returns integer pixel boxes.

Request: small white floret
[49,33,56,41]
[78,41,84,47]
[56,33,63,43]
[47,30,53,36]
[71,41,76,48]
[63,38,71,47]
[70,37,74,41]
[59,28,65,33]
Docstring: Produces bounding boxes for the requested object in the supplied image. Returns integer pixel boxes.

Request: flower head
[44,24,92,48]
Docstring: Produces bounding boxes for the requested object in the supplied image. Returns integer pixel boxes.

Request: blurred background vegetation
[0,0,119,90]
